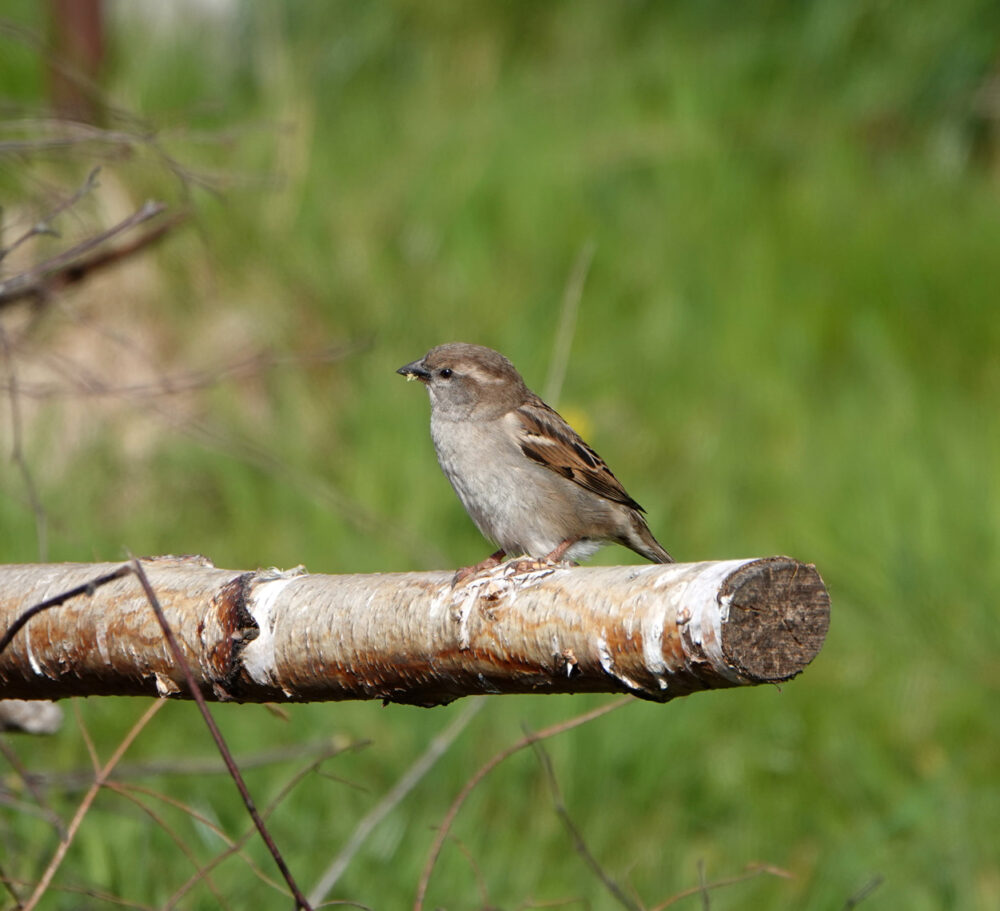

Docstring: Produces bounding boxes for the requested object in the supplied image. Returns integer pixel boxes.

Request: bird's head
[397,343,528,420]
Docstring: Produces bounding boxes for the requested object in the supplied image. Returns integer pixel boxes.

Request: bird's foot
[505,557,560,575]
[544,537,580,563]
[452,550,506,586]
[505,541,581,576]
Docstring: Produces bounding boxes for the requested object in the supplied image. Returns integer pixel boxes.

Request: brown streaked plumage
[516,395,645,513]
[397,342,673,578]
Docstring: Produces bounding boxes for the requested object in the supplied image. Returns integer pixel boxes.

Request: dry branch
[0,556,829,705]
[0,200,184,310]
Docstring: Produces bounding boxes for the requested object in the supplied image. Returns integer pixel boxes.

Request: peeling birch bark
[0,556,829,706]
[0,699,63,734]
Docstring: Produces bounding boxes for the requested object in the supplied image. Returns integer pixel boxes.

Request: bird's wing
[514,395,645,512]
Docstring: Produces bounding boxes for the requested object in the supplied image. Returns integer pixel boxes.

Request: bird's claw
[451,550,506,586]
[506,556,578,575]
[451,550,579,587]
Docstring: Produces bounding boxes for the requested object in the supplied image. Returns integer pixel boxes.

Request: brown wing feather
[516,395,645,513]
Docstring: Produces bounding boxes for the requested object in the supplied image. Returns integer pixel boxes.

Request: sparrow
[397,343,673,579]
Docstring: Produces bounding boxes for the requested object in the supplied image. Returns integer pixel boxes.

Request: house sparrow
[397,343,673,578]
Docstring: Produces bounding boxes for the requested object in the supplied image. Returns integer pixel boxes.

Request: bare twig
[1,873,155,910]
[74,699,102,772]
[115,781,240,843]
[0,563,130,657]
[309,701,483,905]
[0,737,66,834]
[128,558,314,910]
[842,875,883,909]
[105,783,232,910]
[514,898,588,910]
[650,864,793,910]
[34,735,361,791]
[0,791,68,823]
[544,239,596,407]
[0,112,234,194]
[0,857,24,908]
[1,325,442,566]
[0,200,178,309]
[109,781,285,894]
[531,737,643,911]
[0,564,317,905]
[20,699,165,911]
[414,699,629,911]
[0,325,48,559]
[163,746,368,910]
[0,302,439,565]
[1,343,361,400]
[448,836,492,908]
[0,166,101,262]
[0,118,138,152]
[155,411,448,568]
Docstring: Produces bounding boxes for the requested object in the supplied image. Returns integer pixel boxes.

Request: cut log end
[720,557,830,683]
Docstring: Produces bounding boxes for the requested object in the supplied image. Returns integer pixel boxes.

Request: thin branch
[447,836,492,909]
[1,343,361,401]
[0,113,234,195]
[113,782,239,844]
[128,558,314,911]
[544,239,596,407]
[0,791,69,824]
[0,857,24,909]
[0,737,66,835]
[0,166,101,263]
[531,737,643,911]
[414,698,629,911]
[1,323,442,566]
[649,864,793,911]
[109,781,285,895]
[152,410,448,568]
[515,898,589,910]
[163,746,366,909]
[0,325,48,560]
[309,701,482,905]
[0,200,177,309]
[20,699,165,911]
[73,700,102,773]
[0,563,130,657]
[0,119,146,153]
[1,873,155,911]
[842,875,883,909]
[105,783,232,911]
[34,735,362,791]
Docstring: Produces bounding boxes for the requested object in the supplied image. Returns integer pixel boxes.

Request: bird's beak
[396,359,431,382]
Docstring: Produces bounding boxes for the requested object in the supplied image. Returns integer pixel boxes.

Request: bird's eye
[439,368,453,379]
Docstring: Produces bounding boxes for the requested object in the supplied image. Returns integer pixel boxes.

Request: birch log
[0,556,829,706]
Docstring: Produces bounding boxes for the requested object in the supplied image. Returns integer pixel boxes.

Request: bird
[397,343,673,580]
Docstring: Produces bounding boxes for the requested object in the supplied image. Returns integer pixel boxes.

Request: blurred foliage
[1,1,999,908]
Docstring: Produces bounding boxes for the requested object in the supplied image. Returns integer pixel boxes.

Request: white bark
[0,556,829,705]
[0,699,63,734]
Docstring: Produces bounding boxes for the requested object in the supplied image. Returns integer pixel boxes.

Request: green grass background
[1,2,998,908]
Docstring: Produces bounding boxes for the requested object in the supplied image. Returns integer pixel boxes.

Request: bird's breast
[430,414,562,553]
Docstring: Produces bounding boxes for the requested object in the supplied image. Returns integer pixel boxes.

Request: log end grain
[720,557,830,683]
